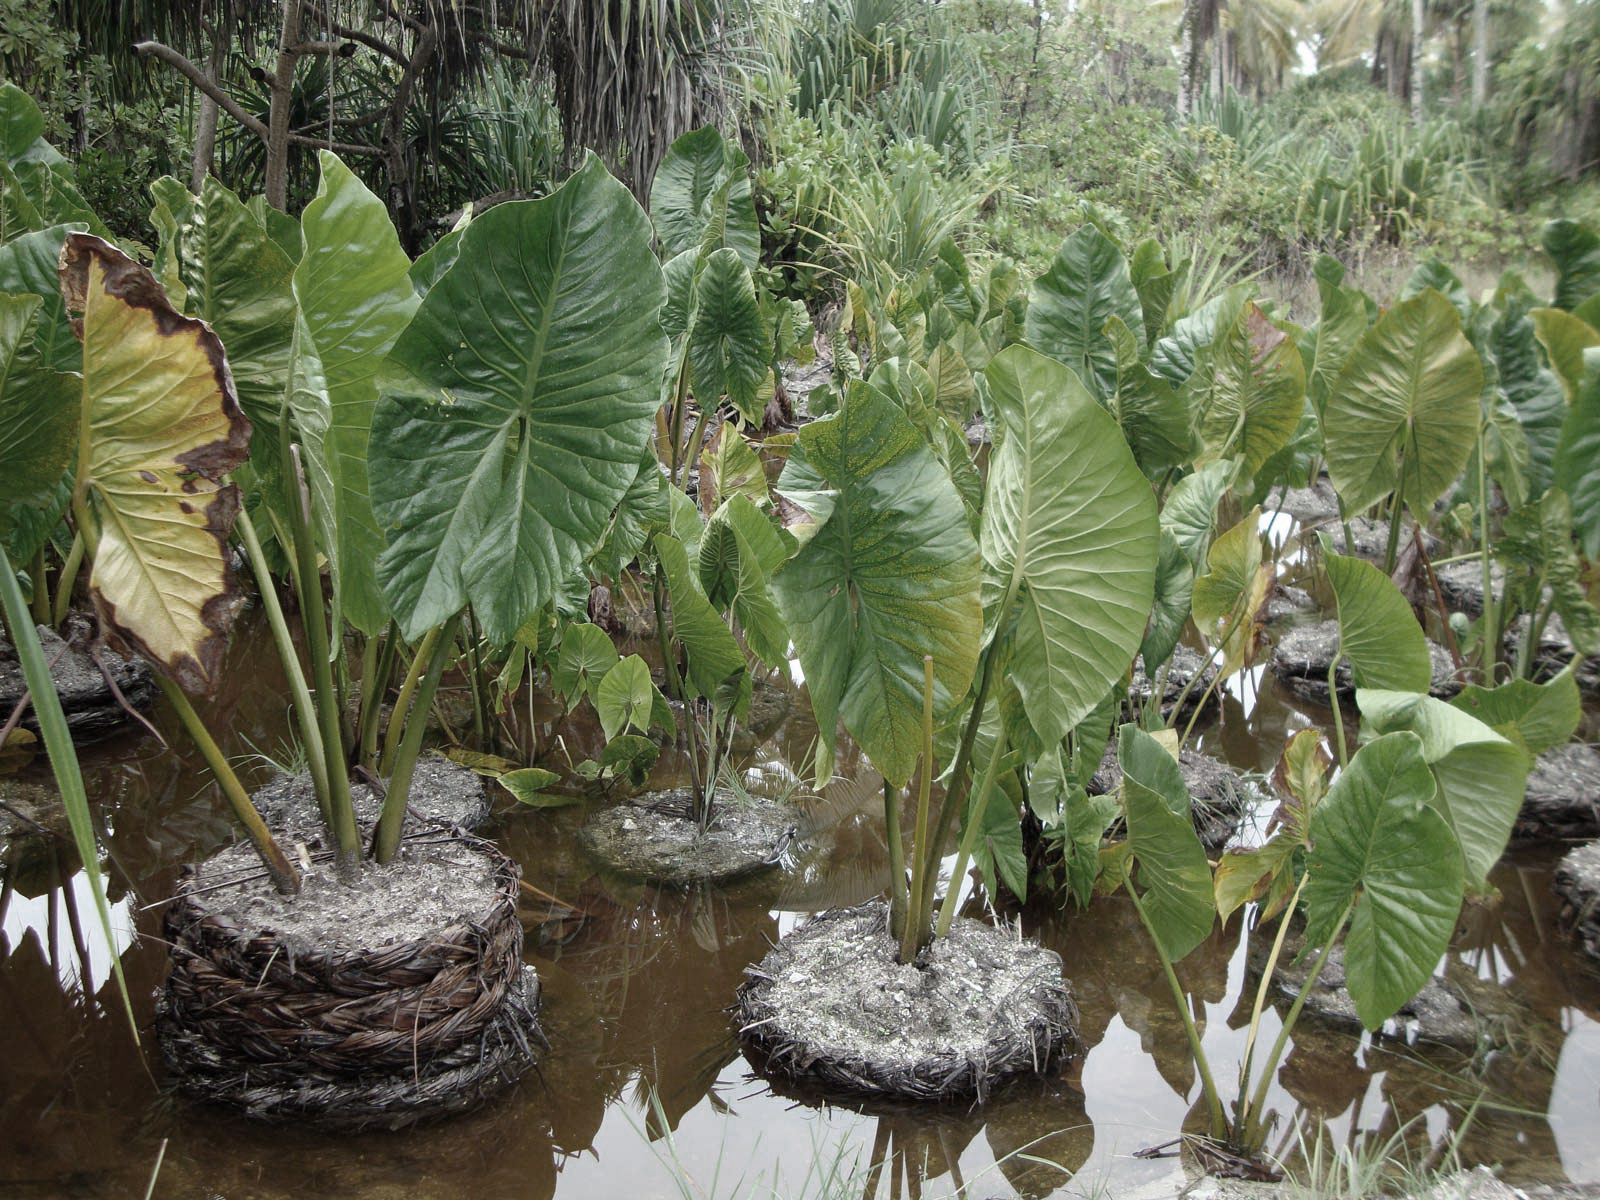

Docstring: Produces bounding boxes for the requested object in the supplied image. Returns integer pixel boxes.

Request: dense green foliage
[4,0,1600,1163]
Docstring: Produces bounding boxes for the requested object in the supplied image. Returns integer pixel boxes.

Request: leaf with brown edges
[59,233,250,694]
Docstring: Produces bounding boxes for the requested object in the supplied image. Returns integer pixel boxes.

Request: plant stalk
[235,508,332,827]
[356,622,399,770]
[1126,881,1228,1141]
[51,530,84,629]
[884,778,908,947]
[933,725,1008,939]
[282,441,358,867]
[380,625,440,776]
[1232,872,1311,1134]
[373,613,460,864]
[1236,899,1354,1153]
[915,637,997,923]
[155,674,300,894]
[901,655,937,963]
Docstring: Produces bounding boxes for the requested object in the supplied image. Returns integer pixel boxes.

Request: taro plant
[771,339,1159,960]
[1109,546,1546,1160]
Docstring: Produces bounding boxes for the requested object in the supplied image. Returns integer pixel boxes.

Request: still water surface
[1,610,1597,1199]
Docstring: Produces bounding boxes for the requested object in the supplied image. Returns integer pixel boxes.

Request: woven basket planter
[157,830,541,1130]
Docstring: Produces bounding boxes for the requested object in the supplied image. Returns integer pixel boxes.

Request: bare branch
[133,40,271,141]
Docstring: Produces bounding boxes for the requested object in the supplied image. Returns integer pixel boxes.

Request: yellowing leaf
[60,233,249,694]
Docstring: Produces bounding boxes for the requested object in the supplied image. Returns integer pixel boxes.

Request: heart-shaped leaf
[982,345,1159,745]
[60,234,250,694]
[370,155,668,642]
[1303,731,1462,1030]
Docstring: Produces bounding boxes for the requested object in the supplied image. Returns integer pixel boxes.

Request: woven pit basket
[158,831,542,1130]
[735,902,1078,1104]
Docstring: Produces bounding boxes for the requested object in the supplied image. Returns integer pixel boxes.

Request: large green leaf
[1450,668,1579,757]
[1494,297,1566,494]
[1025,225,1143,405]
[1161,460,1234,566]
[0,293,77,510]
[1120,724,1215,963]
[60,234,250,694]
[1554,347,1600,559]
[0,225,83,371]
[1544,218,1600,312]
[1356,689,1527,889]
[1140,529,1194,672]
[1303,731,1462,1031]
[1531,307,1599,403]
[649,125,760,269]
[1307,255,1372,416]
[1190,302,1305,480]
[701,495,793,668]
[369,156,669,642]
[1322,289,1481,516]
[657,532,748,711]
[771,381,981,787]
[290,152,418,636]
[1105,313,1195,474]
[1322,544,1432,692]
[688,248,768,424]
[595,653,662,741]
[1191,508,1270,678]
[551,620,617,707]
[1129,237,1180,347]
[982,346,1158,745]
[171,177,297,432]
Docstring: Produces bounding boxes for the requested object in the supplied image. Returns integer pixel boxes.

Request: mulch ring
[1554,841,1600,967]
[1515,744,1600,843]
[579,787,801,889]
[157,830,542,1130]
[735,901,1078,1104]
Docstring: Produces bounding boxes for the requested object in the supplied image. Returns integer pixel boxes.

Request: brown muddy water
[2,606,1598,1200]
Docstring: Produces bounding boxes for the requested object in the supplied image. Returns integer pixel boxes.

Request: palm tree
[1169,0,1305,114]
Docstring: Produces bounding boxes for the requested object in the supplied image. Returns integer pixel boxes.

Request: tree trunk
[265,0,302,211]
[1411,0,1425,126]
[1178,0,1199,118]
[1472,0,1490,107]
[383,25,438,252]
[190,12,224,193]
[1015,0,1044,137]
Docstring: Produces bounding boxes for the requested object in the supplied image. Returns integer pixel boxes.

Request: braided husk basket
[157,831,542,1130]
[735,902,1078,1104]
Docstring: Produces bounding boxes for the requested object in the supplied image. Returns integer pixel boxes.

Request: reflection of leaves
[0,727,37,774]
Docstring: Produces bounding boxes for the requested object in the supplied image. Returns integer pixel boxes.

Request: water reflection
[1,599,1598,1197]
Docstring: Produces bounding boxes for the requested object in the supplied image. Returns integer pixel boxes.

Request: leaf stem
[380,625,439,776]
[236,508,332,829]
[155,674,300,895]
[373,613,460,864]
[1236,899,1353,1153]
[902,655,937,962]
[1126,881,1227,1141]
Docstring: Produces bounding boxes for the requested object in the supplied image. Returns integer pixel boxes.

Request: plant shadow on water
[1,621,1599,1198]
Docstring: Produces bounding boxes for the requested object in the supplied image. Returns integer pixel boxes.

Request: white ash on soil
[191,834,498,953]
[251,755,490,842]
[1517,744,1600,842]
[737,901,1077,1101]
[1268,619,1461,703]
[1555,841,1600,964]
[579,788,799,887]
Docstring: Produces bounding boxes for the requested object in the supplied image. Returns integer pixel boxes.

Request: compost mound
[158,830,541,1130]
[580,788,800,888]
[736,902,1078,1103]
[1555,842,1600,966]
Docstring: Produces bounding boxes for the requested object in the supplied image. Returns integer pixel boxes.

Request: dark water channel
[2,602,1599,1199]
